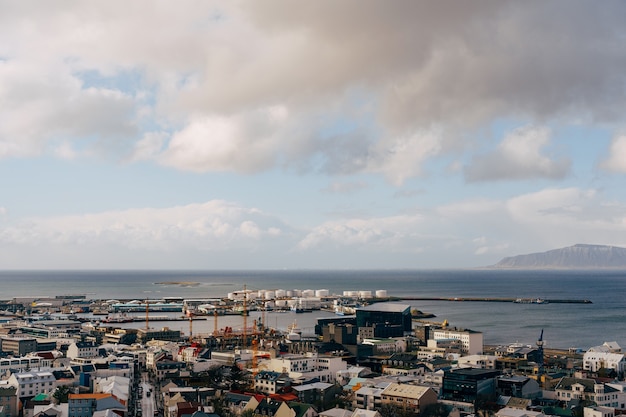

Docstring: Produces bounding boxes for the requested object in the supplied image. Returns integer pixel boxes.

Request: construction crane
[187,309,194,343]
[536,329,544,375]
[242,284,248,347]
[145,298,150,330]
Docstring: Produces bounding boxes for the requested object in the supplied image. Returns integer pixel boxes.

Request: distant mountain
[491,244,626,269]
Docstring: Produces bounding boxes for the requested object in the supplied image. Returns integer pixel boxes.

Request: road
[139,373,155,417]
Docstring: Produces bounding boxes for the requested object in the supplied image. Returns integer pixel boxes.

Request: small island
[154,281,201,287]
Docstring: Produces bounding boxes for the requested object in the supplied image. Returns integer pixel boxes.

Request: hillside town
[0,290,624,417]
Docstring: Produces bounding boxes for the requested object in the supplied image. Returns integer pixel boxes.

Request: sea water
[0,269,624,350]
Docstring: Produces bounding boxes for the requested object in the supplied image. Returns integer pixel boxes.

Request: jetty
[392,296,592,304]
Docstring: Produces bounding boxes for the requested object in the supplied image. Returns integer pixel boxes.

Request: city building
[441,368,501,403]
[583,343,626,375]
[7,370,57,401]
[431,328,484,355]
[67,393,126,417]
[137,327,181,344]
[264,352,348,384]
[254,371,291,395]
[0,386,17,417]
[356,303,412,339]
[0,336,38,356]
[67,341,99,360]
[380,383,438,414]
[497,375,542,399]
[554,377,620,408]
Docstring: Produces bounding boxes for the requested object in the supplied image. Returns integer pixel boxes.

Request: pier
[392,296,592,304]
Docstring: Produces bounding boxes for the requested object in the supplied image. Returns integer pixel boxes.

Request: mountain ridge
[491,244,626,269]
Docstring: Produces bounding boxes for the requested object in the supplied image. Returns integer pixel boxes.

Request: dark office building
[356,303,412,339]
[441,368,501,403]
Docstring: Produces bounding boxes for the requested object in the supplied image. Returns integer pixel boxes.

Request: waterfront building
[431,328,483,355]
[136,327,181,344]
[18,320,82,339]
[583,342,626,375]
[356,303,412,339]
[380,383,438,414]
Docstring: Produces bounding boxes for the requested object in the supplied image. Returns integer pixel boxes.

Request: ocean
[0,269,624,351]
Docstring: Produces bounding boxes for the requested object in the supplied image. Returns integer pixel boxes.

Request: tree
[53,385,71,404]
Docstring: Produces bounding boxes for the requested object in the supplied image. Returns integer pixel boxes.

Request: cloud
[0,59,136,159]
[321,181,368,194]
[0,201,291,252]
[1,2,625,179]
[464,126,570,182]
[158,106,290,173]
[600,134,626,173]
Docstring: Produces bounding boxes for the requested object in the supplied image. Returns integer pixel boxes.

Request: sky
[1,1,626,270]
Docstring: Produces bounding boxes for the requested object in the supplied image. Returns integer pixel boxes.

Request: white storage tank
[315,289,329,298]
[257,290,265,300]
[375,290,388,298]
[302,289,315,298]
[292,289,302,297]
[275,289,286,298]
[359,291,373,299]
[343,291,358,298]
[264,290,275,300]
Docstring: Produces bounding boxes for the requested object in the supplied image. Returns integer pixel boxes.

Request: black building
[441,368,501,403]
[356,303,412,339]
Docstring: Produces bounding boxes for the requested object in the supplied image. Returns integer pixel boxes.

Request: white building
[8,370,57,399]
[457,354,497,369]
[431,328,483,355]
[354,385,386,410]
[67,341,99,360]
[584,343,626,374]
[0,355,53,374]
[362,338,406,355]
[264,352,347,383]
[584,406,614,417]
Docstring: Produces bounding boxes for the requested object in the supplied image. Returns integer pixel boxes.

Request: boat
[103,313,134,323]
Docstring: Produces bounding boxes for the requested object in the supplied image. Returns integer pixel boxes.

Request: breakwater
[392,296,592,304]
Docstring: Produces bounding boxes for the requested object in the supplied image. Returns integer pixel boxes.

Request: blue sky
[1,1,626,269]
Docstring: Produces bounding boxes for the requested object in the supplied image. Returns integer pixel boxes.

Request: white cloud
[601,134,626,173]
[464,126,570,182]
[0,201,290,252]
